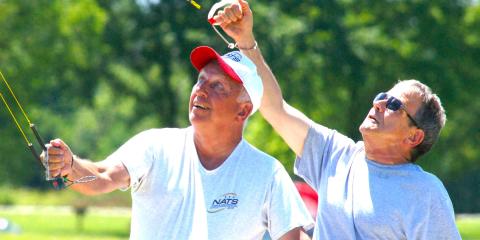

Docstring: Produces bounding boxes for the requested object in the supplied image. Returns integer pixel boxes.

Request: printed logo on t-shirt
[207,193,239,213]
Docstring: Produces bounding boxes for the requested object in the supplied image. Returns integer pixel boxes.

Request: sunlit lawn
[0,206,130,240]
[0,187,478,239]
[0,207,479,239]
[457,215,480,240]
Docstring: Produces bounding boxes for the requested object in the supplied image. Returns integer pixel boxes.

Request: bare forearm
[44,139,129,195]
[219,1,312,156]
[240,43,311,156]
[238,41,285,121]
[69,156,127,195]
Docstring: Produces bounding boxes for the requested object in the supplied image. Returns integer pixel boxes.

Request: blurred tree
[0,0,478,212]
[0,0,109,187]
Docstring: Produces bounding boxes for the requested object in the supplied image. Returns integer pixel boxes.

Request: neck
[363,136,411,165]
[193,125,243,170]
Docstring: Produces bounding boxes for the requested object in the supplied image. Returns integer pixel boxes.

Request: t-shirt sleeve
[104,129,157,191]
[267,165,314,240]
[413,179,461,239]
[294,123,357,191]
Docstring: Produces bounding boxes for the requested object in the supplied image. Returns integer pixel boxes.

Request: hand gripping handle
[43,146,67,190]
[207,0,241,49]
[207,0,238,25]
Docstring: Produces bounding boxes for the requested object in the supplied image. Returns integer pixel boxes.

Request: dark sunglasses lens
[373,92,387,103]
[386,97,402,111]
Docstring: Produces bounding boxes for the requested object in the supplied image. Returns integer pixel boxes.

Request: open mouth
[193,103,209,110]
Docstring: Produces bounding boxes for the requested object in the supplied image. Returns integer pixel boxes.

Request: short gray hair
[395,80,446,162]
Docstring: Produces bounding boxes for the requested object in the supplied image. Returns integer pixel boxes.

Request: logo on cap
[225,52,242,62]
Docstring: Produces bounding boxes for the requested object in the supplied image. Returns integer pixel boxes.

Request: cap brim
[190,46,242,83]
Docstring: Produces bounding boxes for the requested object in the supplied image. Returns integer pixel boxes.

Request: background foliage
[0,0,478,212]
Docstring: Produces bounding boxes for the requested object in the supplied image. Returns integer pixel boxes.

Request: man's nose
[373,100,386,113]
[194,81,208,97]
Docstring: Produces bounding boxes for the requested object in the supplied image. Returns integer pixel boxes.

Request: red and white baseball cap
[190,46,263,116]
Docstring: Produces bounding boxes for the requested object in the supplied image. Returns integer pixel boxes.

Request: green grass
[0,206,130,239]
[0,186,131,239]
[0,186,131,207]
[1,208,479,239]
[457,215,480,240]
[0,187,478,239]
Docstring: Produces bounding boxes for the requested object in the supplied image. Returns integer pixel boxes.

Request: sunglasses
[373,92,420,128]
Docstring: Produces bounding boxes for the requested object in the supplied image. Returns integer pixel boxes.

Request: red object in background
[295,181,318,218]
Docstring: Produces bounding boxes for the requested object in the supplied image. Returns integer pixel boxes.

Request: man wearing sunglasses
[215,1,461,239]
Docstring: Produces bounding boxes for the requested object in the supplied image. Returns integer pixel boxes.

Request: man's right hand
[41,139,74,179]
[41,139,129,195]
[213,0,256,49]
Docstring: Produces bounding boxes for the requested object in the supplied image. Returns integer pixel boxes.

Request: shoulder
[306,123,358,152]
[139,127,188,137]
[309,123,355,142]
[409,166,451,201]
[132,127,189,143]
[241,140,284,173]
[410,166,445,186]
[112,127,191,157]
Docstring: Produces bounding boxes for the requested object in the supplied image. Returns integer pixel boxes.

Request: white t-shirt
[295,124,461,240]
[106,127,313,240]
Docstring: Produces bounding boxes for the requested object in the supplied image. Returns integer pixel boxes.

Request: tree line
[0,0,478,212]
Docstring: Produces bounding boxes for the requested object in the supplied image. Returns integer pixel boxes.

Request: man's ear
[237,102,253,121]
[407,128,425,148]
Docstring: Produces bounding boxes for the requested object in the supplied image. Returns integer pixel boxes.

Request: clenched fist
[41,139,74,179]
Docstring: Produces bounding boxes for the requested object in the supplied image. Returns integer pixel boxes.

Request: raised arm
[215,0,313,156]
[43,139,130,195]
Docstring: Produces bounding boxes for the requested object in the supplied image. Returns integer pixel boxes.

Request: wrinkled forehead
[200,60,221,72]
[199,61,228,79]
[199,62,242,88]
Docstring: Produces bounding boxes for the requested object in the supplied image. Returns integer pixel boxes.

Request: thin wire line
[0,70,100,189]
[65,175,97,188]
[0,71,32,124]
[0,90,31,145]
[212,25,235,49]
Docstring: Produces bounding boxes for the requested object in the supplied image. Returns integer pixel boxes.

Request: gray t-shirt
[295,124,461,240]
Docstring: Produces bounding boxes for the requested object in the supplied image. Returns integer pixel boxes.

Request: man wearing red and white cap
[42,45,313,239]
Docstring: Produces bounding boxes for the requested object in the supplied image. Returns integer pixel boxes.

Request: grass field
[0,206,478,239]
[0,206,130,240]
[457,214,480,240]
[0,187,478,239]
